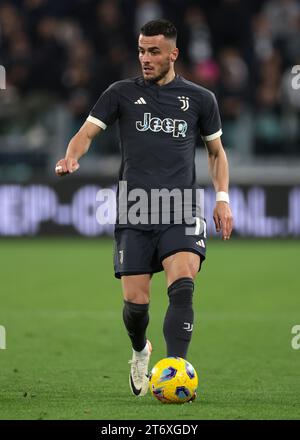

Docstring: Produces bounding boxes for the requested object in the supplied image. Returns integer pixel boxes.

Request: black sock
[163,277,194,358]
[123,301,149,352]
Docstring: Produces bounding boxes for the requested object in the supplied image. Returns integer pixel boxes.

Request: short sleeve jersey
[87,75,222,193]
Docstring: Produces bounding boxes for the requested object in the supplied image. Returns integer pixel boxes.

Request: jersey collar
[136,74,180,89]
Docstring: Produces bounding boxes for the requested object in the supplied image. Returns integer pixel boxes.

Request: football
[149,357,198,404]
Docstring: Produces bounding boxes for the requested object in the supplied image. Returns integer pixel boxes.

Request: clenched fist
[55,158,80,176]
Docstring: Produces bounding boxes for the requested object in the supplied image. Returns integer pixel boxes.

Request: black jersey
[88,75,221,189]
[87,75,222,227]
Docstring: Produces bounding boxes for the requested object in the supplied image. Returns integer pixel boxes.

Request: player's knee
[164,253,201,285]
[121,275,151,304]
[123,289,149,304]
[167,263,198,286]
[180,264,198,279]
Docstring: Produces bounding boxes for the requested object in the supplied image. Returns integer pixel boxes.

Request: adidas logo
[196,239,205,248]
[134,97,146,104]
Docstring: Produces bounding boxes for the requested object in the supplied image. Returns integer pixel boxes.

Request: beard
[144,60,171,83]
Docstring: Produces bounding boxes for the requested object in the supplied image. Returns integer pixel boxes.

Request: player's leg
[114,228,155,355]
[122,274,153,396]
[122,274,151,352]
[162,251,200,288]
[113,227,159,396]
[157,220,206,359]
[162,251,200,359]
[114,227,160,352]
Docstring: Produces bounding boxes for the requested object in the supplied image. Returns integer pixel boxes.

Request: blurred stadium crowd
[1,0,300,178]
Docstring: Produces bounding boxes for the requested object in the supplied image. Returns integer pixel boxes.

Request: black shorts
[113,222,206,279]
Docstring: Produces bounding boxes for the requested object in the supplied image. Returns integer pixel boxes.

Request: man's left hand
[213,202,233,240]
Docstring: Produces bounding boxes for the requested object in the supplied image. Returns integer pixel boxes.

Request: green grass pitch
[0,238,300,420]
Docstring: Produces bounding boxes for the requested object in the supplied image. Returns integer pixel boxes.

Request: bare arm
[206,137,229,193]
[205,137,233,240]
[55,121,102,176]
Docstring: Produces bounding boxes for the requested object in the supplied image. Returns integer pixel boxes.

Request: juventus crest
[178,96,190,111]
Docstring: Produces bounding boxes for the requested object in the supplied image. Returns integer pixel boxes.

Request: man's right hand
[55,158,80,177]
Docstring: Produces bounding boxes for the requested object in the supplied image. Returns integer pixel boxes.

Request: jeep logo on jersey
[136,113,187,138]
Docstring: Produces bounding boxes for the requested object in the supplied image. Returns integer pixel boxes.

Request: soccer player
[55,19,233,397]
